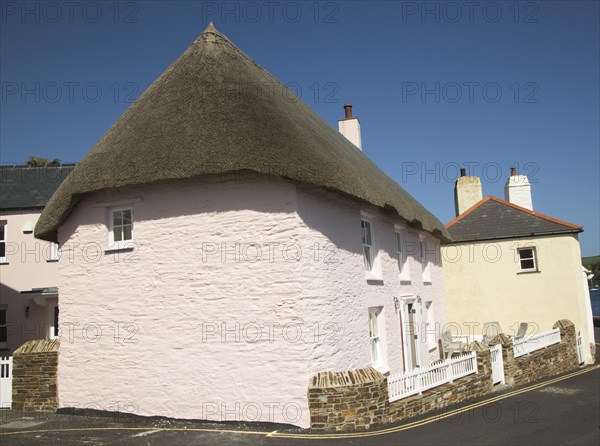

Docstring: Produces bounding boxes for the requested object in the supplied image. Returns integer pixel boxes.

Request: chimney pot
[511,167,517,176]
[460,168,466,177]
[344,104,353,119]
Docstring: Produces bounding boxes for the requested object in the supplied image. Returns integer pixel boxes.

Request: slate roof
[0,166,75,210]
[35,23,450,243]
[446,196,583,242]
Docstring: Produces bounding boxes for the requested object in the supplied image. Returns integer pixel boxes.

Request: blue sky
[1,1,598,256]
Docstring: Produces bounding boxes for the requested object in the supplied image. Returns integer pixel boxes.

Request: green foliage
[26,156,61,167]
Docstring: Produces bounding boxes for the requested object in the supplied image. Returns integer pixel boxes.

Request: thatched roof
[35,23,450,243]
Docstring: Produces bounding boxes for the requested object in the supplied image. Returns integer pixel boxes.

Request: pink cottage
[35,24,451,428]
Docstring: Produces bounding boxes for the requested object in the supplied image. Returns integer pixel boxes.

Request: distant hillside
[583,256,600,287]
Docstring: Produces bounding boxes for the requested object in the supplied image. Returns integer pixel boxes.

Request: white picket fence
[0,356,12,408]
[512,328,561,358]
[388,352,478,402]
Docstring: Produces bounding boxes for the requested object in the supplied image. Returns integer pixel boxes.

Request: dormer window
[109,208,133,250]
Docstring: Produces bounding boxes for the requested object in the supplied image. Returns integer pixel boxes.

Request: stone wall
[308,320,582,432]
[308,345,493,431]
[307,368,389,431]
[12,339,59,412]
[501,319,579,387]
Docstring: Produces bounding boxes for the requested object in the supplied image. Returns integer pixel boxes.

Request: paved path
[1,364,598,446]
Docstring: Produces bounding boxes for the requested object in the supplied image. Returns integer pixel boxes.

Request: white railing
[513,328,561,358]
[388,352,477,402]
[0,356,12,408]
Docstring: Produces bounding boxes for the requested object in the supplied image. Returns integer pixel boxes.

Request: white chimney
[454,168,483,216]
[504,167,533,210]
[338,104,362,150]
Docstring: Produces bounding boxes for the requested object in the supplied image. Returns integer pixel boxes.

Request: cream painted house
[34,24,451,428]
[443,168,595,364]
[0,165,74,355]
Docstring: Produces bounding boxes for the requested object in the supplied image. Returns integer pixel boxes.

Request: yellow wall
[442,234,594,363]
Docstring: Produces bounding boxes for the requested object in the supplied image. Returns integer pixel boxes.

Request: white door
[401,297,422,370]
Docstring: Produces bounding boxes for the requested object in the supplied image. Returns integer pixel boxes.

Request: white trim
[368,307,386,371]
[424,300,437,350]
[399,295,423,371]
[517,247,538,272]
[394,226,410,281]
[48,242,59,261]
[48,303,59,340]
[419,236,432,283]
[108,207,134,251]
[361,213,380,280]
[0,221,6,263]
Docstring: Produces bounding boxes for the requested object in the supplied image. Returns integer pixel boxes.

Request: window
[395,231,403,273]
[49,305,59,340]
[424,301,436,350]
[47,242,59,262]
[419,238,431,282]
[0,221,6,263]
[518,248,537,272]
[109,208,133,249]
[368,307,384,368]
[0,305,6,348]
[361,217,374,273]
[395,229,410,280]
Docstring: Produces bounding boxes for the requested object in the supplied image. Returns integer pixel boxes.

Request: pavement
[2,328,599,445]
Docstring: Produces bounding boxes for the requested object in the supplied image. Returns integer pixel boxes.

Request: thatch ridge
[35,23,450,243]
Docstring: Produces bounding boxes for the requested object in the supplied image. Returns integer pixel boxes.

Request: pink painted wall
[56,175,447,427]
[0,210,59,355]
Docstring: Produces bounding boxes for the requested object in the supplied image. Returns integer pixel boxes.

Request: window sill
[517,269,541,275]
[365,271,383,282]
[428,343,438,352]
[423,280,432,285]
[373,365,389,375]
[46,259,59,263]
[0,262,8,265]
[104,246,135,254]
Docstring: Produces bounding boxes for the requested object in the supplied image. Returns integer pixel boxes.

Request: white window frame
[368,307,385,369]
[47,242,59,262]
[108,207,134,250]
[517,247,538,272]
[0,304,7,348]
[0,221,6,263]
[48,304,59,340]
[395,227,410,281]
[424,301,437,350]
[361,214,376,275]
[419,237,432,283]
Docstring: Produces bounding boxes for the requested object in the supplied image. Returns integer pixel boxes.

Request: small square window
[518,248,537,272]
[109,208,134,249]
